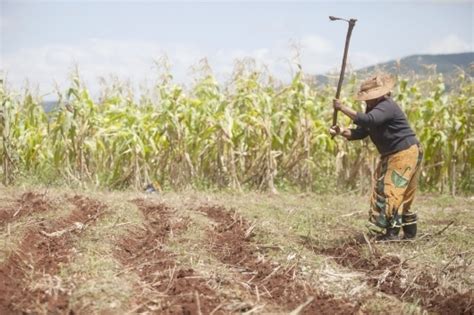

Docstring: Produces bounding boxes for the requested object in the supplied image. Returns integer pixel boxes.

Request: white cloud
[300,35,333,54]
[1,34,385,98]
[0,16,8,69]
[0,15,10,31]
[2,39,182,98]
[351,51,390,70]
[426,34,472,54]
[206,36,336,82]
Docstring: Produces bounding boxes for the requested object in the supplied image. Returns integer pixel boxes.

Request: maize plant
[0,66,472,194]
[0,80,15,185]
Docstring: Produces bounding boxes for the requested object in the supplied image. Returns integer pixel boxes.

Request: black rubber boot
[376,227,400,241]
[402,214,417,239]
[402,223,417,239]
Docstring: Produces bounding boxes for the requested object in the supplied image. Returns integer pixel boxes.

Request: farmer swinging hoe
[328,16,422,241]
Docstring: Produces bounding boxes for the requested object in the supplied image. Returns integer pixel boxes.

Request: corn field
[0,66,472,194]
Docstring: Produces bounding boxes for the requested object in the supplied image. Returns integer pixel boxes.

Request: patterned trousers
[369,144,423,230]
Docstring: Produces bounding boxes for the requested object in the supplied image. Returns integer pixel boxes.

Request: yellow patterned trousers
[369,144,423,229]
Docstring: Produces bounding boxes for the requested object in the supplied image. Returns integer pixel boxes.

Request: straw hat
[354,73,395,101]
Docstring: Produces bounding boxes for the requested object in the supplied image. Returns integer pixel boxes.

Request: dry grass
[0,185,472,314]
[58,191,144,313]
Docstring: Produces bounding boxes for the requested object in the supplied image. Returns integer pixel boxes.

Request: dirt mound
[0,195,105,314]
[115,199,223,314]
[402,272,473,314]
[429,291,473,315]
[319,240,405,295]
[314,238,474,314]
[0,191,53,225]
[200,205,359,314]
[66,195,106,225]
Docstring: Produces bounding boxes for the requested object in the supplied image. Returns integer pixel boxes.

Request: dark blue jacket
[349,98,418,156]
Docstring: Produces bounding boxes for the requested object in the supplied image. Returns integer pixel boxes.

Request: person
[329,73,423,241]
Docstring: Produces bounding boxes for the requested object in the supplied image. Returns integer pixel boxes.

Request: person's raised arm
[333,99,357,120]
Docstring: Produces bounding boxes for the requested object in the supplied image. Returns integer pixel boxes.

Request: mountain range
[315,52,473,85]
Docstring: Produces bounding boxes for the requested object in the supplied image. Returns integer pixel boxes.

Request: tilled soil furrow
[0,192,54,226]
[0,195,106,314]
[115,199,223,314]
[199,205,359,314]
[310,238,474,314]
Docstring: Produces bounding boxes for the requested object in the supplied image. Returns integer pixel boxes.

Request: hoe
[329,15,357,129]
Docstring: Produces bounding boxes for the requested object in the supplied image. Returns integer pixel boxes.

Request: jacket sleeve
[353,101,394,128]
[348,126,369,140]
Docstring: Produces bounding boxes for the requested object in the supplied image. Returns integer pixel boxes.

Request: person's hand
[329,125,341,137]
[333,99,342,111]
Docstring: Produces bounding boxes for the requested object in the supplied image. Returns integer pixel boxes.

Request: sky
[1,1,473,99]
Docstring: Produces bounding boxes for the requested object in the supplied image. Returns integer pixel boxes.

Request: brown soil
[0,194,105,314]
[199,205,359,314]
[311,237,474,314]
[0,191,53,225]
[115,199,223,314]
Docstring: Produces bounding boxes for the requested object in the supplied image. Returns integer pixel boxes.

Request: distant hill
[43,100,59,112]
[315,52,474,85]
